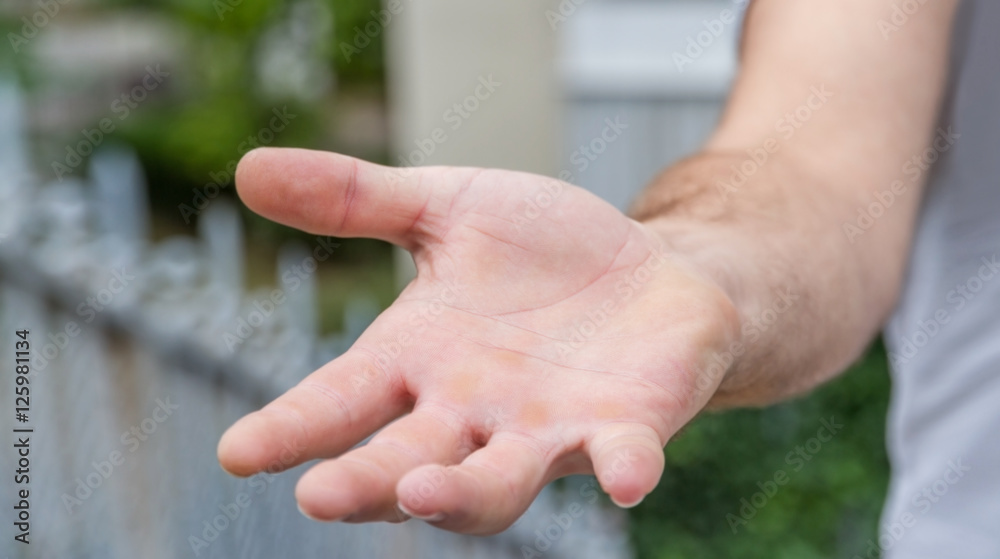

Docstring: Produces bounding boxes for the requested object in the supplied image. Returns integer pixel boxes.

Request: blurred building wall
[384,0,560,285]
[384,0,740,213]
[384,0,560,176]
[558,1,740,211]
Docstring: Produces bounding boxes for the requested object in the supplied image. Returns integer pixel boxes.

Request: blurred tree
[2,0,384,235]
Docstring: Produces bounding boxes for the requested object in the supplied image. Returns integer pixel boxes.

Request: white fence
[0,81,629,558]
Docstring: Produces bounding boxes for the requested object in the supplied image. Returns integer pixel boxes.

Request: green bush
[629,342,891,559]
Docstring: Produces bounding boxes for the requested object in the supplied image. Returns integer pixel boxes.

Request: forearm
[631,0,960,406]
[633,153,891,406]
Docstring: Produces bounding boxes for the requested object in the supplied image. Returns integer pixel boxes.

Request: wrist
[632,154,806,407]
[639,219,755,391]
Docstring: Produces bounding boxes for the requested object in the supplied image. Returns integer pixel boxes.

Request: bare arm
[632,0,961,406]
[217,0,961,533]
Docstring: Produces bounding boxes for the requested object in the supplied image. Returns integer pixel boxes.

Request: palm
[218,149,736,534]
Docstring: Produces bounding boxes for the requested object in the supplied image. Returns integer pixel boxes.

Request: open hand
[217,147,739,534]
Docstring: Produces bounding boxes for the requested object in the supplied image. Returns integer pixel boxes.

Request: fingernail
[398,502,446,522]
[611,495,644,509]
[298,503,341,522]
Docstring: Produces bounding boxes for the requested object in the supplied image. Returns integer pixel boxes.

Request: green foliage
[3,0,381,217]
[106,1,317,194]
[327,0,386,84]
[629,343,892,558]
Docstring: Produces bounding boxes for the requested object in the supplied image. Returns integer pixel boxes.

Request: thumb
[235,147,463,249]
